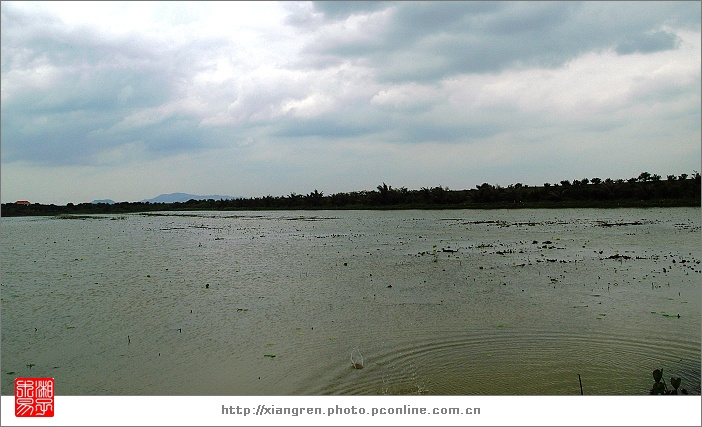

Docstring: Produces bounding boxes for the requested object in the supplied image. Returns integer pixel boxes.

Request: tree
[475,183,496,203]
[305,190,324,206]
[420,187,431,203]
[638,172,651,182]
[286,192,303,207]
[430,186,448,204]
[376,183,391,205]
[591,177,601,185]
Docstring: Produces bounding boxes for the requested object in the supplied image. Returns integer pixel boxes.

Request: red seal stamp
[15,378,54,417]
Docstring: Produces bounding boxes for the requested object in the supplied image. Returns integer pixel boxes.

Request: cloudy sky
[1,1,700,204]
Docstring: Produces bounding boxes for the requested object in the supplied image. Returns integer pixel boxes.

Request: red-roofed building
[15,200,30,205]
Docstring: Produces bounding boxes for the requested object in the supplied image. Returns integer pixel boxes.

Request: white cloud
[437,27,700,125]
[1,53,62,101]
[113,97,208,132]
[370,82,443,111]
[1,1,699,204]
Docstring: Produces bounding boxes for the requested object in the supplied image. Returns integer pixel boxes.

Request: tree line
[2,171,700,217]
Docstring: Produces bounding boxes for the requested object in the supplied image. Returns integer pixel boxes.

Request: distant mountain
[92,199,115,204]
[140,193,237,204]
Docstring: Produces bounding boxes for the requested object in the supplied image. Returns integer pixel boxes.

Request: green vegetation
[2,171,700,217]
[650,368,688,395]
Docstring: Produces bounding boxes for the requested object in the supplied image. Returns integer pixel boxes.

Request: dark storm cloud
[1,103,208,166]
[296,1,700,82]
[615,30,681,55]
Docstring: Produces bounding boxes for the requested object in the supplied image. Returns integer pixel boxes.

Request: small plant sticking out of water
[650,368,688,395]
[350,347,364,369]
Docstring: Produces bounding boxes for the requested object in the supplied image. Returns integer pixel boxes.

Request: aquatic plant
[650,368,688,395]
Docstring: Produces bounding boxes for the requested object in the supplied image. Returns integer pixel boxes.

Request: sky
[1,1,700,205]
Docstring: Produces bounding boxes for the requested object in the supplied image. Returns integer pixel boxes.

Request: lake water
[1,208,700,395]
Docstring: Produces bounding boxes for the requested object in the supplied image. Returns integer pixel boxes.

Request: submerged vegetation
[2,171,700,217]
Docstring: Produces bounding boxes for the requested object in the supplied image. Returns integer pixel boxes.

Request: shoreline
[3,176,700,216]
[1,198,700,217]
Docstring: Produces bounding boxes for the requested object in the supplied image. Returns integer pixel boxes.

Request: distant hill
[140,193,237,203]
[91,199,115,204]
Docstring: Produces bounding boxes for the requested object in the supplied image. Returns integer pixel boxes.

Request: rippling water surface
[2,208,700,395]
